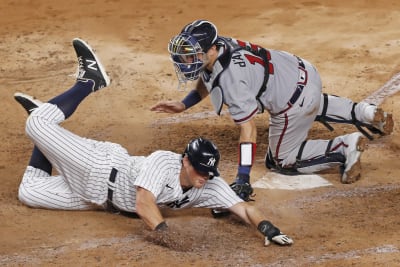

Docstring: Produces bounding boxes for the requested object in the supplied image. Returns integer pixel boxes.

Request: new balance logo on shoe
[86,59,98,71]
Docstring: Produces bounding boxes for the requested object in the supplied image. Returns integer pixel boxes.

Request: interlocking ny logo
[207,157,216,167]
[86,59,98,71]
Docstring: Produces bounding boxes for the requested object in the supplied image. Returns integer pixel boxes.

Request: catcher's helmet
[168,20,218,85]
[184,137,220,178]
[181,20,218,52]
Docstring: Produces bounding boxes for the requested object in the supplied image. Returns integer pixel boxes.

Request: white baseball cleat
[14,92,43,115]
[341,132,367,184]
[72,38,111,91]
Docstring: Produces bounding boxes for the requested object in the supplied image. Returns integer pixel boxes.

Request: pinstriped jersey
[202,37,301,123]
[110,151,243,212]
[20,103,243,212]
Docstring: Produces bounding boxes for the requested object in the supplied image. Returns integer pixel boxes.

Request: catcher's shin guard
[315,94,394,140]
[268,140,346,175]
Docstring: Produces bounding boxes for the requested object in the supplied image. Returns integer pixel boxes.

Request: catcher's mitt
[230,182,255,201]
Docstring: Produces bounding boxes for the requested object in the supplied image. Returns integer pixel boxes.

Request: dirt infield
[1,0,399,266]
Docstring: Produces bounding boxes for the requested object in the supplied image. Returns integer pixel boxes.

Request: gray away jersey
[202,37,300,123]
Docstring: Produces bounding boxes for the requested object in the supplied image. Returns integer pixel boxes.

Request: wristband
[181,89,202,109]
[257,220,280,240]
[238,142,256,167]
[155,221,168,231]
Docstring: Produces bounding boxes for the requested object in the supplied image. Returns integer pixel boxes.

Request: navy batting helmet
[184,137,220,178]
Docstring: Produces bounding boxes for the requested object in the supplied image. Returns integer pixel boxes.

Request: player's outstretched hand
[257,220,293,247]
[150,101,185,113]
[264,233,294,246]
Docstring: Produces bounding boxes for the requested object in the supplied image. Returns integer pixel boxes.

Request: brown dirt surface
[1,0,400,266]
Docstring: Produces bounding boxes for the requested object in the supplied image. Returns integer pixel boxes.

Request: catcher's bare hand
[150,101,185,113]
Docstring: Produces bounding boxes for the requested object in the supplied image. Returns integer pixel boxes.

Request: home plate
[252,172,332,190]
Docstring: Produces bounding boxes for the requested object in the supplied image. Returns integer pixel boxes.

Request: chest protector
[202,37,271,115]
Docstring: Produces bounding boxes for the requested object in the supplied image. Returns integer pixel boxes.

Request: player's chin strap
[315,93,380,141]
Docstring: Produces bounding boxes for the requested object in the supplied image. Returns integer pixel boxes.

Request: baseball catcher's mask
[168,33,205,84]
[184,137,220,179]
[168,19,218,87]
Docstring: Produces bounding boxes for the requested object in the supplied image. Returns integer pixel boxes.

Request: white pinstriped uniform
[18,103,243,211]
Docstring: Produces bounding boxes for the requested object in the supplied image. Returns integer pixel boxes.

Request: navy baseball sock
[48,80,93,119]
[28,146,52,175]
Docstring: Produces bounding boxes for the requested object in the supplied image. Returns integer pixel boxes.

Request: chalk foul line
[363,72,400,105]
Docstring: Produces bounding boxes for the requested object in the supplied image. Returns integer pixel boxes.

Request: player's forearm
[245,205,266,228]
[239,119,257,142]
[136,201,165,230]
[229,203,263,226]
[135,187,165,230]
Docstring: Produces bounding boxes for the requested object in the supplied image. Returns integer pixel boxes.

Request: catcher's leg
[297,132,366,183]
[315,93,394,139]
[267,87,368,182]
[268,132,367,184]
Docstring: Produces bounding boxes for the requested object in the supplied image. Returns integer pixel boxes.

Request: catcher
[151,19,394,201]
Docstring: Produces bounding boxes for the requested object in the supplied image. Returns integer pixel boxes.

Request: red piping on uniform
[330,141,347,152]
[234,108,259,123]
[278,103,292,115]
[275,113,289,160]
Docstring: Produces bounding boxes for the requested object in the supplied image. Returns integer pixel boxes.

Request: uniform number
[237,39,274,75]
[244,53,274,75]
